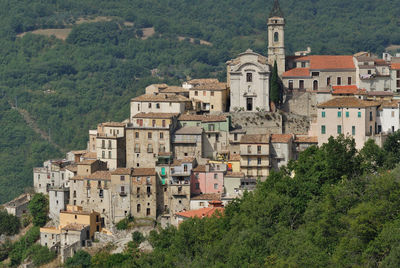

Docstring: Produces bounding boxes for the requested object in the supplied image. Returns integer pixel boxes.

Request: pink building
[191,163,227,195]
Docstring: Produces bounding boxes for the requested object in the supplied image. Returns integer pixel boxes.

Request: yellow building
[59,205,101,238]
[208,153,241,173]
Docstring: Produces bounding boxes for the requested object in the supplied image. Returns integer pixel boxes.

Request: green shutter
[338,111,342,118]
[322,111,325,118]
[346,111,349,118]
[321,125,326,134]
[337,125,342,134]
[352,126,355,135]
[358,111,361,118]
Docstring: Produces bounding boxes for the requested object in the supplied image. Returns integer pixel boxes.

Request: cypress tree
[270,61,281,106]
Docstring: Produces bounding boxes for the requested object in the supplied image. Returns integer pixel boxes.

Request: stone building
[228,128,247,155]
[33,159,71,194]
[270,134,294,170]
[126,113,178,168]
[268,0,286,76]
[96,122,126,170]
[172,126,203,159]
[3,193,31,217]
[227,49,271,112]
[391,63,400,93]
[186,81,229,113]
[49,187,70,223]
[130,93,191,118]
[239,134,270,181]
[59,205,101,238]
[110,168,132,223]
[376,100,400,134]
[178,114,230,159]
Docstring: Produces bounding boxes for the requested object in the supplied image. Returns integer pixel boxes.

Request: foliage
[115,215,134,230]
[8,226,40,266]
[270,61,283,106]
[132,231,145,244]
[25,244,56,266]
[28,193,48,226]
[65,250,92,268]
[0,210,20,235]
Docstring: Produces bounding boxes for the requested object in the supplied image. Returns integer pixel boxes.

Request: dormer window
[246,73,252,82]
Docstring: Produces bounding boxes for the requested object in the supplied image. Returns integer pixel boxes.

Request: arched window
[274,32,279,42]
[313,80,318,90]
[137,204,141,213]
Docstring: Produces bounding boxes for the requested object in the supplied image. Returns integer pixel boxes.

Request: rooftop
[70,150,87,155]
[294,136,318,143]
[82,152,97,159]
[295,55,355,70]
[61,223,88,231]
[111,168,133,175]
[367,91,393,97]
[77,159,97,165]
[240,134,269,144]
[131,93,190,102]
[193,165,206,172]
[178,114,227,122]
[132,112,179,119]
[100,122,126,127]
[271,134,293,143]
[282,68,310,77]
[160,86,189,93]
[84,171,111,180]
[317,97,380,108]
[132,168,156,176]
[192,82,227,91]
[187,78,219,85]
[175,126,203,135]
[191,193,221,200]
[175,206,224,219]
[391,63,400,70]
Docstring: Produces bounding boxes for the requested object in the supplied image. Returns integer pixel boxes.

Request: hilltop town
[3,0,400,264]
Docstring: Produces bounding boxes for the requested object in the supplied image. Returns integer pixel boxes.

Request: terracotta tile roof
[391,63,400,70]
[229,154,241,161]
[282,68,310,77]
[192,82,227,91]
[82,152,97,159]
[61,223,88,231]
[160,86,189,93]
[85,171,111,180]
[111,168,133,175]
[191,193,221,200]
[131,93,190,102]
[240,134,269,144]
[100,122,126,127]
[77,159,97,165]
[225,172,245,177]
[175,206,224,219]
[178,114,227,122]
[65,164,77,173]
[132,168,156,176]
[271,134,293,143]
[380,100,399,108]
[70,150,88,155]
[175,126,203,135]
[332,85,359,95]
[188,78,219,85]
[317,97,380,108]
[375,59,389,66]
[295,55,355,70]
[172,157,195,166]
[367,91,393,97]
[133,112,179,119]
[193,165,206,172]
[294,136,318,143]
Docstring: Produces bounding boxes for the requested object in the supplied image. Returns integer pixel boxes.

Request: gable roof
[332,85,359,95]
[175,206,224,219]
[133,112,179,119]
[295,55,355,70]
[294,136,318,143]
[240,134,269,144]
[282,68,311,77]
[391,63,400,70]
[178,114,227,122]
[192,82,227,91]
[271,134,293,143]
[131,93,189,102]
[317,97,380,108]
[160,86,189,93]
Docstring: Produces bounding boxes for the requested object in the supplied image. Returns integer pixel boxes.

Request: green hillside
[0,0,400,202]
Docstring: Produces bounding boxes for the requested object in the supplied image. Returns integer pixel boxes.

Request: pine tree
[270,61,282,107]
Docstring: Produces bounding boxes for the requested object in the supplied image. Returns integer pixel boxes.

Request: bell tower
[268,0,285,76]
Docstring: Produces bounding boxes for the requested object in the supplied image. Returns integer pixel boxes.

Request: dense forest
[0,0,400,203]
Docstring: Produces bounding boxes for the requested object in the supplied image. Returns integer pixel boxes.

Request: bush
[132,231,145,244]
[65,250,91,268]
[0,210,20,235]
[25,244,56,266]
[28,193,48,227]
[116,215,134,230]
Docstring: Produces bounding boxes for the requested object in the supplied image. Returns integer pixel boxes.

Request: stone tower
[268,0,285,76]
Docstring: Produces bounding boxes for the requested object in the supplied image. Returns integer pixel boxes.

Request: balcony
[119,191,127,196]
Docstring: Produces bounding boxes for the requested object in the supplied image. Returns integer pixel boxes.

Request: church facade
[228,0,285,112]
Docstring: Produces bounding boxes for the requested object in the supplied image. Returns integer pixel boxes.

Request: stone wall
[282,90,318,117]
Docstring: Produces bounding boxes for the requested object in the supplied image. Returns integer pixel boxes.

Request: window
[313,80,318,90]
[321,125,326,134]
[184,165,188,172]
[208,124,215,131]
[152,120,156,127]
[135,132,139,138]
[195,183,200,189]
[160,132,164,139]
[120,186,125,193]
[234,133,238,141]
[146,208,151,216]
[337,77,341,85]
[135,143,140,153]
[288,80,293,90]
[137,104,140,110]
[148,103,152,108]
[214,183,218,189]
[301,62,306,68]
[137,187,140,193]
[397,70,400,78]
[392,111,395,117]
[368,70,372,74]
[397,80,400,88]
[137,204,141,213]
[214,173,218,179]
[75,215,77,219]
[299,80,304,89]
[352,126,356,135]
[203,91,206,96]
[274,32,279,42]
[358,111,361,118]
[156,103,160,109]
[195,91,198,96]
[120,176,125,181]
[162,120,166,127]
[73,191,76,198]
[257,157,261,165]
[257,145,261,153]
[246,98,253,111]
[246,73,253,82]
[369,111,373,121]
[247,145,251,153]
[108,151,111,159]
[370,126,373,135]
[102,140,105,149]
[147,186,151,194]
[348,77,352,85]
[211,91,214,96]
[148,132,152,139]
[327,77,331,86]
[147,144,153,153]
[102,151,105,158]
[346,111,349,118]
[312,72,319,76]
[338,111,342,118]
[337,125,342,134]
[247,158,251,165]
[322,111,326,118]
